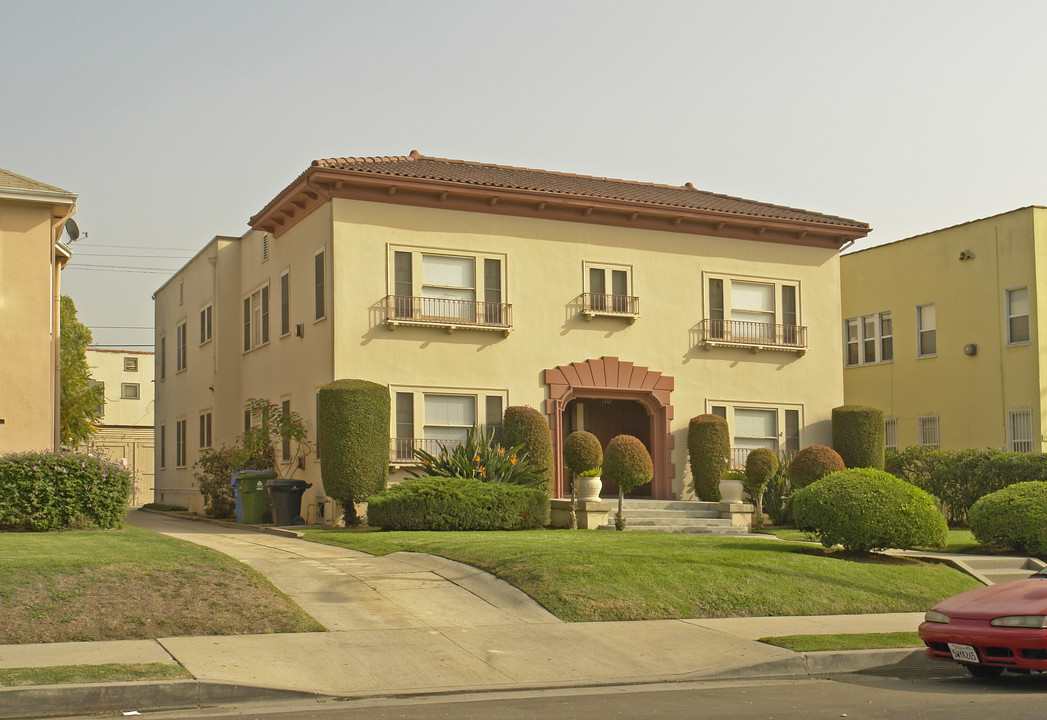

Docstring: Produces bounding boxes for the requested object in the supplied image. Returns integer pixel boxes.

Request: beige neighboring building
[85,348,155,505]
[842,207,1047,453]
[154,151,870,520]
[0,168,77,453]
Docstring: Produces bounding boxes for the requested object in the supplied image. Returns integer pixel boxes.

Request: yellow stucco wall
[842,207,1045,452]
[0,201,59,453]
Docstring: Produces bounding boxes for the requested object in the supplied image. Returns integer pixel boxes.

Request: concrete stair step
[982,570,1040,584]
[962,556,1044,571]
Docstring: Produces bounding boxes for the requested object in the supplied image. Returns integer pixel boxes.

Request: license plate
[948,643,979,663]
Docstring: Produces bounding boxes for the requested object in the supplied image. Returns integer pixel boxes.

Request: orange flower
[510,456,517,465]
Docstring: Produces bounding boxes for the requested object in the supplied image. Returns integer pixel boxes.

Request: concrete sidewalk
[0,511,936,717]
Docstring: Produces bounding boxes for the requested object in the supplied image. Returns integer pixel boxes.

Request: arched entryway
[543,357,675,499]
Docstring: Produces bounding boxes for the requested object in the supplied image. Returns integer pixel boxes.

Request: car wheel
[963,664,1004,678]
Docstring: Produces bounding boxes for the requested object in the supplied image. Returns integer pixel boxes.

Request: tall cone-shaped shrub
[688,414,729,501]
[502,406,553,494]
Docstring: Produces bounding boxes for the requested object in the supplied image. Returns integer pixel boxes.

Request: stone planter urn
[718,478,745,503]
[575,475,603,502]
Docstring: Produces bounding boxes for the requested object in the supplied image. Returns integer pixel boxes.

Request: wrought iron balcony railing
[384,295,512,334]
[698,318,807,352]
[390,437,459,463]
[581,293,640,319]
[729,447,798,471]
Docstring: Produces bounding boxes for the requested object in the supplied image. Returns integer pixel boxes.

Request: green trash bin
[234,471,277,524]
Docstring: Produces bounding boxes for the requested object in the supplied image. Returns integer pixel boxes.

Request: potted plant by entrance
[564,430,603,503]
[718,470,747,503]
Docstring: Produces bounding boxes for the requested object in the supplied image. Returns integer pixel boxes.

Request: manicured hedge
[969,482,1047,554]
[563,431,602,475]
[0,451,133,531]
[502,406,553,493]
[603,435,653,493]
[366,477,550,531]
[791,468,947,553]
[318,379,389,523]
[744,448,779,527]
[832,405,885,469]
[787,445,846,489]
[688,414,729,501]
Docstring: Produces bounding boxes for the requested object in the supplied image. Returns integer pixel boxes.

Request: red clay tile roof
[311,151,868,230]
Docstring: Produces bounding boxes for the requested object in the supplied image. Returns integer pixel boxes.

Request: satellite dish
[64,218,80,242]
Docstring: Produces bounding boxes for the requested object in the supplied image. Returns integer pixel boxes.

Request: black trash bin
[268,479,313,526]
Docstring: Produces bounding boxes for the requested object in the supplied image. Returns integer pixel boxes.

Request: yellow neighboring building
[85,348,155,505]
[842,206,1047,453]
[0,168,77,453]
[153,152,870,519]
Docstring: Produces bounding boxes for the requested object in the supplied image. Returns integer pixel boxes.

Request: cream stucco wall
[0,201,61,452]
[842,207,1045,452]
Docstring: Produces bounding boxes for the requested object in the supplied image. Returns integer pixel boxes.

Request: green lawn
[0,663,191,687]
[757,528,984,554]
[758,632,923,652]
[301,528,981,622]
[0,525,322,644]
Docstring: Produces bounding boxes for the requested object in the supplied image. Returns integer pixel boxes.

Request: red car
[919,568,1047,677]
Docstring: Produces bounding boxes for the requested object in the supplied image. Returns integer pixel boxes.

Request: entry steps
[597,499,749,535]
[953,555,1046,585]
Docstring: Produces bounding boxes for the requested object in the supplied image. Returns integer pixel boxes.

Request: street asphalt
[0,510,945,719]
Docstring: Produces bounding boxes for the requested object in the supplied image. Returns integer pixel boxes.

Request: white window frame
[175,320,187,372]
[1006,406,1034,452]
[199,304,213,345]
[175,417,187,468]
[390,385,508,463]
[916,303,936,358]
[845,311,893,367]
[917,414,940,448]
[123,356,138,372]
[583,261,636,317]
[703,272,802,348]
[199,410,212,449]
[120,382,140,400]
[243,283,270,352]
[387,245,508,327]
[1006,286,1030,346]
[706,401,803,468]
[885,417,898,452]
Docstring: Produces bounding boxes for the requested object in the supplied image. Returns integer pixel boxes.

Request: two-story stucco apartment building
[842,206,1047,453]
[0,168,77,453]
[154,152,870,520]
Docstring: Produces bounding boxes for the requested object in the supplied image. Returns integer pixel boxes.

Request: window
[845,312,893,366]
[199,411,212,449]
[200,304,212,344]
[917,414,940,448]
[1006,287,1030,345]
[703,274,803,347]
[885,417,898,452]
[708,402,802,468]
[314,249,326,320]
[280,271,290,336]
[124,356,138,372]
[281,399,291,461]
[159,424,166,469]
[176,320,187,372]
[1007,407,1034,452]
[178,279,183,306]
[243,284,270,351]
[262,234,270,263]
[584,263,635,315]
[916,303,936,357]
[175,418,187,467]
[244,409,252,433]
[89,380,105,418]
[158,334,166,380]
[392,387,507,462]
[121,383,140,400]
[387,247,508,329]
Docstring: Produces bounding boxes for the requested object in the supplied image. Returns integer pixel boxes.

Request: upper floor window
[916,303,936,357]
[386,247,510,332]
[583,262,638,318]
[1006,287,1030,345]
[200,304,213,344]
[314,249,326,321]
[121,382,140,400]
[158,335,166,380]
[1006,406,1034,452]
[124,356,138,372]
[243,284,270,351]
[845,311,893,367]
[175,320,187,372]
[700,274,804,351]
[391,386,506,463]
[280,270,291,336]
[89,380,105,418]
[917,414,940,447]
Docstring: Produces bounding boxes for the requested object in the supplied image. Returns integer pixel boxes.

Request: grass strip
[0,663,192,687]
[758,631,923,652]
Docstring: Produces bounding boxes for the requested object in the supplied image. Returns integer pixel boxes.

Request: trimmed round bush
[365,477,550,531]
[563,431,602,475]
[791,468,947,553]
[0,451,133,531]
[502,406,553,493]
[832,405,885,469]
[604,435,653,492]
[969,482,1047,554]
[318,379,390,524]
[787,445,846,489]
[688,414,729,501]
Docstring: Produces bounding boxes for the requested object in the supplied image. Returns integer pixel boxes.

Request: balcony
[697,318,807,354]
[390,437,455,464]
[384,295,512,335]
[581,293,640,322]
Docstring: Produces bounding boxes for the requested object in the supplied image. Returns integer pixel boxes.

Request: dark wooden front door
[567,399,652,498]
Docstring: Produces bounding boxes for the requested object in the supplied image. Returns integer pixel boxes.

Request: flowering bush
[0,450,133,531]
[194,445,274,518]
[406,428,546,488]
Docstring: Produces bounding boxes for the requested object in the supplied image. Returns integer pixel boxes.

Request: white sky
[5,0,1047,349]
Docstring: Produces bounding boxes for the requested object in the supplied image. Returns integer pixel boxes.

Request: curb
[0,680,325,720]
[138,508,306,538]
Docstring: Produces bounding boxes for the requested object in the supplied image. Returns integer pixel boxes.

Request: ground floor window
[391,386,507,462]
[917,414,940,448]
[1006,406,1034,452]
[708,401,802,469]
[885,416,898,452]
